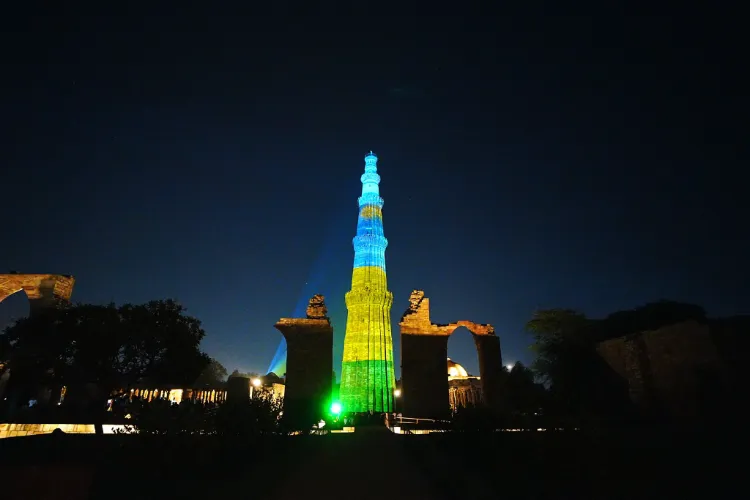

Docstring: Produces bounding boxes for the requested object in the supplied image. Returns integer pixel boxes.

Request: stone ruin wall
[274,295,333,425]
[0,274,76,400]
[597,320,725,418]
[399,290,503,418]
[399,290,495,336]
[0,274,75,312]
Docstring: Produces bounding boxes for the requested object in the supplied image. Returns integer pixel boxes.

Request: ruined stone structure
[399,290,503,419]
[274,294,333,426]
[226,375,252,405]
[0,274,75,402]
[598,319,747,420]
[110,379,283,408]
[0,273,75,315]
[124,386,228,405]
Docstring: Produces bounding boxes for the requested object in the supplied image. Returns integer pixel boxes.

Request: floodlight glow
[339,152,396,413]
[330,402,342,415]
[393,389,401,397]
[251,378,262,387]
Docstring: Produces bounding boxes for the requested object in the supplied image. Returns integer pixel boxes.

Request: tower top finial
[361,151,380,195]
[364,151,378,165]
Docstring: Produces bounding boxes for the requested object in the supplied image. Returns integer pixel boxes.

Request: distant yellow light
[393,389,401,397]
[251,378,262,387]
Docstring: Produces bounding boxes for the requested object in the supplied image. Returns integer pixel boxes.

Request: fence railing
[385,414,450,429]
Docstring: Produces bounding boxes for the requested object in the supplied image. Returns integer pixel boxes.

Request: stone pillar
[401,333,450,419]
[274,295,333,428]
[474,334,504,413]
[227,376,251,405]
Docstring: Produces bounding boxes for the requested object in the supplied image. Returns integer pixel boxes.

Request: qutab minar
[339,151,396,413]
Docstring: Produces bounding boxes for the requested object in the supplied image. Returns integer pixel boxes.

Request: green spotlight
[330,402,342,415]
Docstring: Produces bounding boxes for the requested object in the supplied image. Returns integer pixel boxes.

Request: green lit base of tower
[340,359,395,413]
[339,271,396,413]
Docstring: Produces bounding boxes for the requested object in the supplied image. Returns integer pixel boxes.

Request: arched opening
[447,326,479,375]
[0,274,76,417]
[399,291,504,419]
[447,326,483,412]
[0,290,31,332]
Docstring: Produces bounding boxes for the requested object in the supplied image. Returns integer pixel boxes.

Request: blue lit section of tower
[338,151,395,413]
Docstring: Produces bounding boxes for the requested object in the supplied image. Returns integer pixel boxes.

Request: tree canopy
[228,369,260,380]
[0,299,211,400]
[504,362,546,414]
[194,358,229,386]
[525,300,707,419]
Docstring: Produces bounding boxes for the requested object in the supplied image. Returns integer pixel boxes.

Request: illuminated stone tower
[339,151,395,413]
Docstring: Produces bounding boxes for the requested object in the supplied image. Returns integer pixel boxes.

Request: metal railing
[384,414,450,432]
[390,415,450,425]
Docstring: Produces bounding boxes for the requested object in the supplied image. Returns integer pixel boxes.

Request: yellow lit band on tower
[360,205,382,220]
[339,152,395,413]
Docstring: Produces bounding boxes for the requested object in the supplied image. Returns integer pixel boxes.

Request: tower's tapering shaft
[339,152,395,413]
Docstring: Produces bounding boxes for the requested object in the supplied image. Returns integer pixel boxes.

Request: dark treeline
[0,300,233,423]
[1,297,748,435]
[452,299,748,432]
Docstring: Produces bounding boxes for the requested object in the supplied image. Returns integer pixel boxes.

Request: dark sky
[2,7,746,379]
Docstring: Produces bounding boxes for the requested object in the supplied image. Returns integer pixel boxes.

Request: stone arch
[399,290,503,418]
[0,274,75,316]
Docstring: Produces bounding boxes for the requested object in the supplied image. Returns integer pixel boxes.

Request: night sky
[3,8,746,379]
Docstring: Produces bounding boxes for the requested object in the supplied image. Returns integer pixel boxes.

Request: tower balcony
[353,235,388,252]
[358,194,384,208]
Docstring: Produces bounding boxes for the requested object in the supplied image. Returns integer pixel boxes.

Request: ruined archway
[447,328,483,411]
[399,290,503,419]
[0,274,75,316]
[0,274,75,403]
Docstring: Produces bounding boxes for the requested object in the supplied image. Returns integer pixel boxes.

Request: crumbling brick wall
[598,320,725,419]
[399,290,503,418]
[0,274,75,314]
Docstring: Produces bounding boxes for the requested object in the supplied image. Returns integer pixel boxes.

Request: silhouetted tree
[194,357,228,386]
[264,372,284,385]
[526,301,707,423]
[125,390,283,438]
[527,309,592,385]
[0,299,211,414]
[116,300,210,387]
[505,362,546,414]
[0,334,11,363]
[526,309,629,420]
[228,369,260,380]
